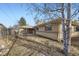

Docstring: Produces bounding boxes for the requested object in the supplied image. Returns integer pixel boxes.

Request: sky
[0,3,35,28]
[0,3,79,28]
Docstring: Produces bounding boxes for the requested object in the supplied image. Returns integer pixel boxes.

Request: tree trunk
[61,3,71,56]
[66,3,71,54]
[61,3,67,55]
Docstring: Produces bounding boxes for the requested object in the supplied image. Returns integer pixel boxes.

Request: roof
[35,18,62,27]
[72,21,79,26]
[35,18,79,27]
[0,23,6,29]
[26,26,33,28]
[19,25,33,29]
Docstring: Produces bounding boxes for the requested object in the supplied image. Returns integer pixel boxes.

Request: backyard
[0,35,79,56]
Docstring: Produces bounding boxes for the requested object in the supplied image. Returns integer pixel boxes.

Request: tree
[66,4,71,54]
[19,17,26,26]
[27,4,62,24]
[30,4,71,55]
[32,3,72,55]
[61,3,71,56]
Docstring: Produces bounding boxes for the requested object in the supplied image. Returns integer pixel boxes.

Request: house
[7,25,19,36]
[14,25,35,36]
[22,26,35,35]
[0,24,7,37]
[35,18,79,42]
[8,24,35,36]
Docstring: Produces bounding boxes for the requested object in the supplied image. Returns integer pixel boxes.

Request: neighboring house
[0,24,7,37]
[8,24,35,36]
[15,25,35,36]
[35,18,79,42]
[7,25,19,36]
[25,26,35,34]
[7,27,16,36]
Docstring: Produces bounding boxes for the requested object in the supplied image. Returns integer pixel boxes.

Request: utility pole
[61,3,71,56]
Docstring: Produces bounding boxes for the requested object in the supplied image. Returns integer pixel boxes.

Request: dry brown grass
[0,35,79,56]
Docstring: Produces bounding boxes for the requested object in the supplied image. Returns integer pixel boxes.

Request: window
[45,26,52,31]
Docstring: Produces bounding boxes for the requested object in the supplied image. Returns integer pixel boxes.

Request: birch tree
[61,3,71,56]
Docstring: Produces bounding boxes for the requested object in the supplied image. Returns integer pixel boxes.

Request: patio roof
[19,25,33,29]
